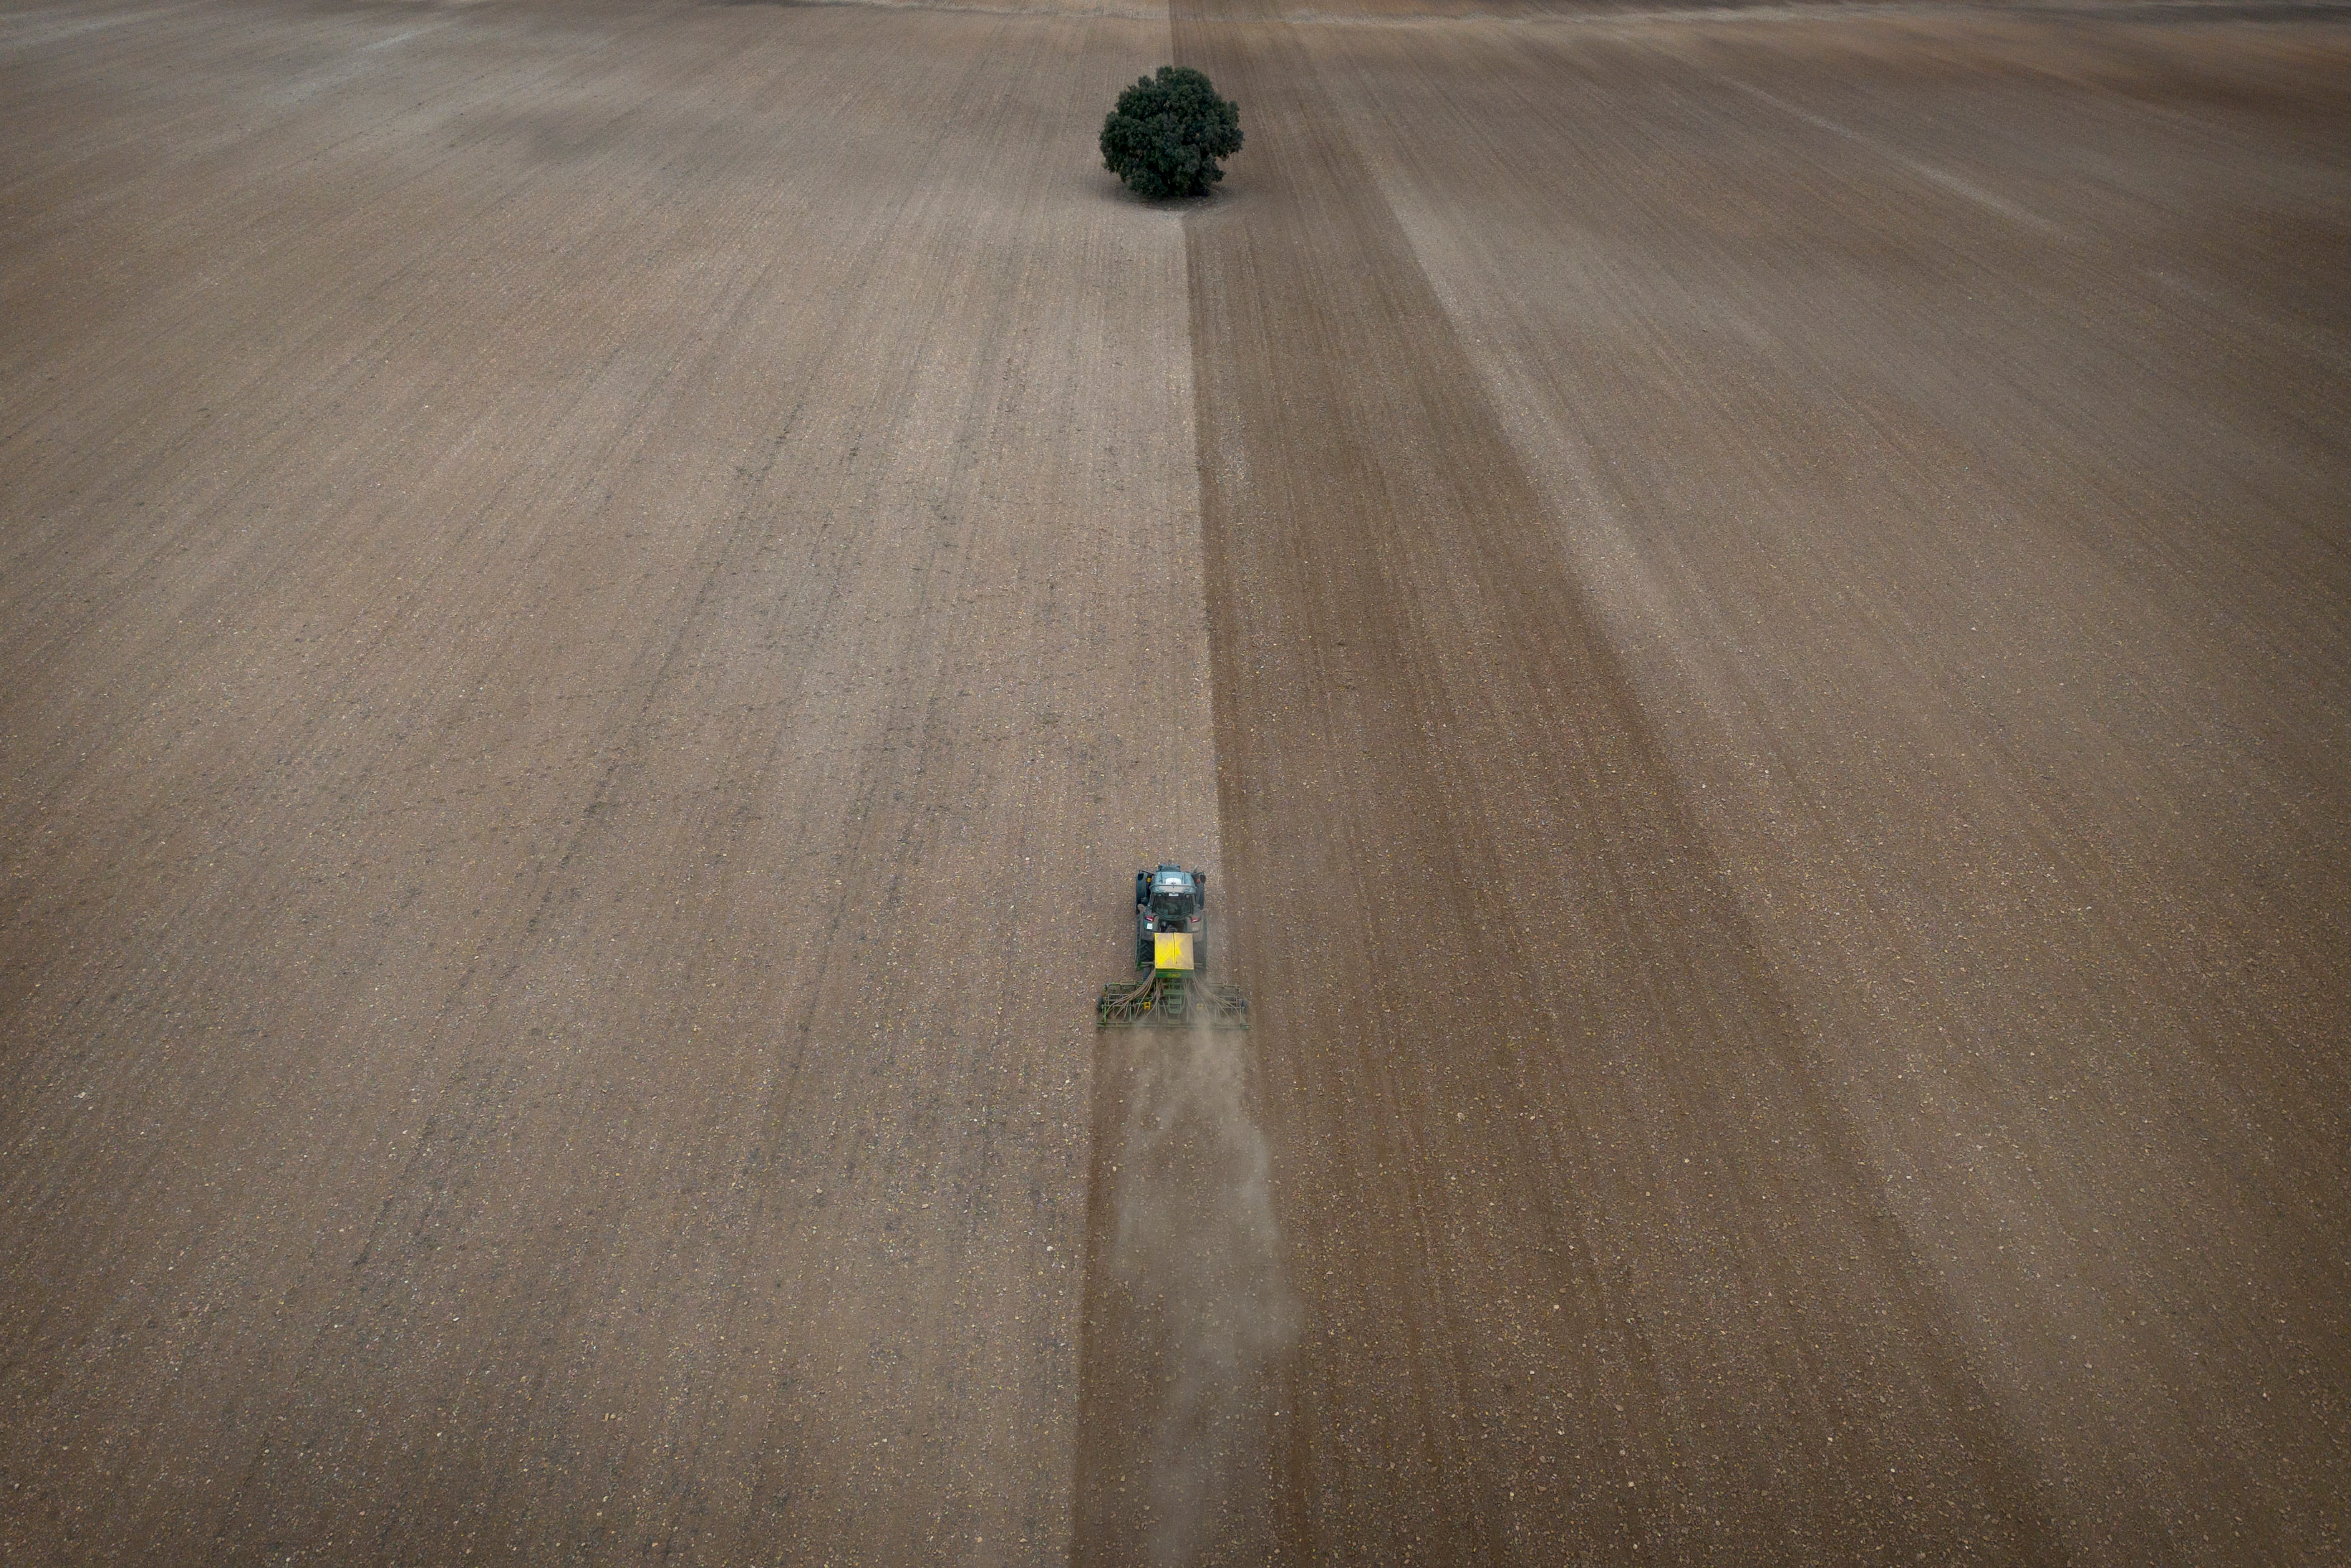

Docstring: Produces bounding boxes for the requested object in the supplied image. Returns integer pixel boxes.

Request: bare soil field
[5,0,2349,1564]
[1,0,1213,1559]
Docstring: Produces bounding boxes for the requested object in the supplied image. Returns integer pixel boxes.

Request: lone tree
[1100,66,1243,200]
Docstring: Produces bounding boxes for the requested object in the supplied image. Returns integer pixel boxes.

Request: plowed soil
[5,0,2349,1564]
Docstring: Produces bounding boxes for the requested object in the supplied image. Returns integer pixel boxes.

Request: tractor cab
[1134,862,1209,971]
[1145,866,1199,922]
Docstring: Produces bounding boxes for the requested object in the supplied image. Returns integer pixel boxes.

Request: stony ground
[3,0,2347,1563]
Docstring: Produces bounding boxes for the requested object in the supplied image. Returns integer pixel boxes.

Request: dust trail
[1102,1018,1296,1565]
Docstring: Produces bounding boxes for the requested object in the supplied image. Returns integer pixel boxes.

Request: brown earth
[0,0,1214,1559]
[5,0,2350,1564]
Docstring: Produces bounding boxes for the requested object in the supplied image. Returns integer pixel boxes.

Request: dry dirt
[4,0,2349,1564]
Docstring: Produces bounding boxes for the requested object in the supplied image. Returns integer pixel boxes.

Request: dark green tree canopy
[1100,66,1243,200]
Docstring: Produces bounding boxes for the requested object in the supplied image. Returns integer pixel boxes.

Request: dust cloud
[1106,1021,1297,1565]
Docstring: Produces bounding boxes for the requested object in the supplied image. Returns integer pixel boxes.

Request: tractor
[1096,862,1249,1030]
